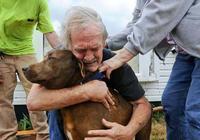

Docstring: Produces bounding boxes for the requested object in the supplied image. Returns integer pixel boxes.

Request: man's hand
[85,119,134,140]
[0,71,3,84]
[84,80,115,110]
[99,48,135,79]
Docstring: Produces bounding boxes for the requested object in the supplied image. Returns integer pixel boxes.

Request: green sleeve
[36,0,54,33]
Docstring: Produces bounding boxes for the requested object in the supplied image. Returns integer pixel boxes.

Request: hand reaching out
[99,48,135,79]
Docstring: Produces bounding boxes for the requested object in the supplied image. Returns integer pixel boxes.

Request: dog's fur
[23,49,151,140]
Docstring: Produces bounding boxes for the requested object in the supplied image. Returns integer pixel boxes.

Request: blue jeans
[162,53,200,140]
[47,110,67,140]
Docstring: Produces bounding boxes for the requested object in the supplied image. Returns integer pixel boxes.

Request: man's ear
[78,61,86,78]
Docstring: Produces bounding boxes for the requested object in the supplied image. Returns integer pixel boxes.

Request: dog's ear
[78,61,86,78]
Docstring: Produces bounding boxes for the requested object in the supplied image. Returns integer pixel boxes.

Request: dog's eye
[48,57,56,60]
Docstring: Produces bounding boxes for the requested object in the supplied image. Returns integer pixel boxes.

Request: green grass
[151,109,166,140]
[18,114,33,131]
[153,111,165,122]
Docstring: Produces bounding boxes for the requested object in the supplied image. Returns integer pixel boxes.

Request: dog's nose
[22,67,29,72]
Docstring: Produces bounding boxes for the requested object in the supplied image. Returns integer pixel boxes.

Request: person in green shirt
[0,0,60,139]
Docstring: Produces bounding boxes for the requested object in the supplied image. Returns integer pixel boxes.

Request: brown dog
[23,49,151,140]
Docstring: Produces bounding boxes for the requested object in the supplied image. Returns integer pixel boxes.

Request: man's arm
[27,80,115,111]
[85,96,151,140]
[44,31,61,49]
[86,61,151,139]
[126,96,152,136]
[100,0,195,78]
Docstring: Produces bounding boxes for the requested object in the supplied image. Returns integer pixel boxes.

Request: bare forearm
[126,97,152,136]
[116,48,136,64]
[44,31,61,49]
[27,84,89,111]
[99,48,136,77]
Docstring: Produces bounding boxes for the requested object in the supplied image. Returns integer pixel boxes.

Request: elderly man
[27,6,151,140]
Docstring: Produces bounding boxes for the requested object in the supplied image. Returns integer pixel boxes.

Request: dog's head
[23,49,83,89]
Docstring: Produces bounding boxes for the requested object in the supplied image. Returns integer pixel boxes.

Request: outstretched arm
[99,48,136,79]
[100,0,194,78]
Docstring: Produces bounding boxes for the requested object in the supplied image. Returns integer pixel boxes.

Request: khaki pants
[0,54,49,140]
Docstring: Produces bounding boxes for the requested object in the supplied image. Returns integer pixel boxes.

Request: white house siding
[13,83,27,105]
[142,52,176,102]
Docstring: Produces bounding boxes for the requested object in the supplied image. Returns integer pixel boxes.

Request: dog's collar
[78,61,86,78]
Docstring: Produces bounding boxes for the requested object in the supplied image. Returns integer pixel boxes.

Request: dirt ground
[17,135,36,140]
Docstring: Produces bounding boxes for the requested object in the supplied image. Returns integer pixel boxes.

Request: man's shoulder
[102,49,115,61]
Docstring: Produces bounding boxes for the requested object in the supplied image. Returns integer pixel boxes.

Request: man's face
[70,24,104,72]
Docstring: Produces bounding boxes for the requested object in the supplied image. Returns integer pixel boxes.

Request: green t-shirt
[0,0,54,55]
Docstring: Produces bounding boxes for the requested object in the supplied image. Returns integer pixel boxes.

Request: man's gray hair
[61,6,108,49]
